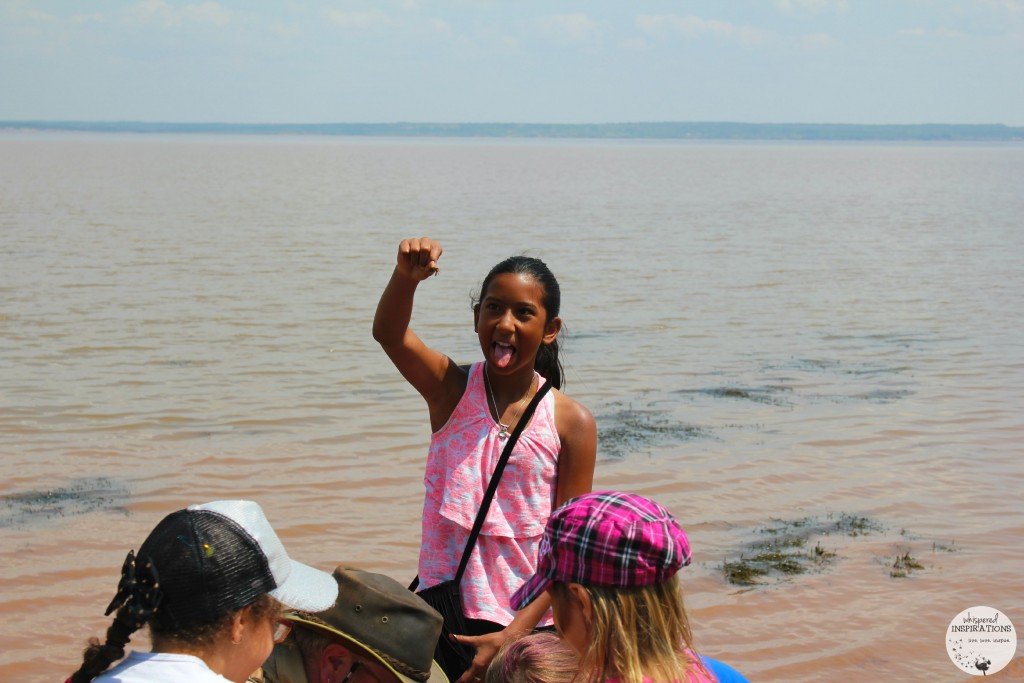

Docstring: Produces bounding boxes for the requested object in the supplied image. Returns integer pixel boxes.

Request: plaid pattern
[510,491,691,610]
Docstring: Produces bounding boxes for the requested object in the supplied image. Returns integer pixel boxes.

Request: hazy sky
[2,0,1021,125]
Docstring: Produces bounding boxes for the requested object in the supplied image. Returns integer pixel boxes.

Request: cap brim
[269,559,339,613]
[510,573,554,611]
[287,614,449,683]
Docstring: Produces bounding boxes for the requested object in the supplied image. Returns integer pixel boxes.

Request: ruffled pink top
[419,362,559,625]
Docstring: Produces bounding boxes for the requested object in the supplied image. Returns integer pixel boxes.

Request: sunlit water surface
[1,134,1022,682]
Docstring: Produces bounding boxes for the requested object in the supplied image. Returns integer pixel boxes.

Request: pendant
[498,423,511,439]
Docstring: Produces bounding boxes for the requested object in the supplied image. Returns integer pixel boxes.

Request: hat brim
[269,559,340,613]
[510,573,554,612]
[286,613,449,683]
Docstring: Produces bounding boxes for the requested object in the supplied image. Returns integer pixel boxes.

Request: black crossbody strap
[453,379,552,583]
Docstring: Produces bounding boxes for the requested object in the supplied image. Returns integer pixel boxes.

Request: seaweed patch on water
[761,357,916,405]
[722,513,885,586]
[723,537,838,586]
[597,404,709,459]
[765,357,909,379]
[675,385,792,406]
[824,331,958,349]
[889,550,925,578]
[827,513,885,537]
[849,389,915,403]
[0,477,130,529]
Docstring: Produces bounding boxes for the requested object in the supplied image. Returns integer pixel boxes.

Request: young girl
[373,237,597,683]
[510,491,749,683]
[68,500,338,683]
[486,632,580,683]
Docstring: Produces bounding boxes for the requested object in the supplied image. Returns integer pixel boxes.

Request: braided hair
[69,551,161,683]
[69,550,278,682]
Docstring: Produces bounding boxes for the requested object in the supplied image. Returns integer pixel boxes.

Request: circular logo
[946,606,1017,676]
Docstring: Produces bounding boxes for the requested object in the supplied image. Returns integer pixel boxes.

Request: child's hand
[396,237,443,281]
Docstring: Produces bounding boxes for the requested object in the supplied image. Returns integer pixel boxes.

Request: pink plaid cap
[510,491,691,610]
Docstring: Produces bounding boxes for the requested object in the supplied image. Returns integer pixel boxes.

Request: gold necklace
[483,365,535,440]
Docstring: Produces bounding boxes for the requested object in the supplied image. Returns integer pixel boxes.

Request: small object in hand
[429,265,440,276]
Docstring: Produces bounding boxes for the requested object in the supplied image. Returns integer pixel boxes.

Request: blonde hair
[486,632,579,683]
[551,577,709,683]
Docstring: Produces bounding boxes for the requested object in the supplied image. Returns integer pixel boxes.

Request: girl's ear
[568,582,593,629]
[543,316,562,345]
[473,303,480,331]
[230,610,247,645]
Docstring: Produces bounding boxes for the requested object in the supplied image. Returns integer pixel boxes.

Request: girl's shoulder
[550,386,597,469]
[551,387,595,431]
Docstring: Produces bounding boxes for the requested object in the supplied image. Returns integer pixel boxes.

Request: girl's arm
[452,596,553,683]
[552,391,598,505]
[452,392,597,683]
[372,237,465,427]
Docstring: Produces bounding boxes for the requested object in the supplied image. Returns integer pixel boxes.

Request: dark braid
[476,255,565,390]
[534,337,562,391]
[68,549,161,683]
[69,605,138,683]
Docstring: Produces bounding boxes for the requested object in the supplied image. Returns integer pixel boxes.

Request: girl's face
[474,273,561,373]
[550,584,591,657]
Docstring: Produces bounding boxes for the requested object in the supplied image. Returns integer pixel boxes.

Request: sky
[1,0,1022,125]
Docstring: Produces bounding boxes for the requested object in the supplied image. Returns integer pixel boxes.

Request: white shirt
[94,651,233,683]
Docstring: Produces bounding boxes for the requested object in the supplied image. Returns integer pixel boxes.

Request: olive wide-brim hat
[287,566,448,683]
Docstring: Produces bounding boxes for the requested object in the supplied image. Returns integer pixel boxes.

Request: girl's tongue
[492,343,515,368]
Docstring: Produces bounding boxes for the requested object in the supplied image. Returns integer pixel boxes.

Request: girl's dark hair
[69,591,276,683]
[69,604,138,683]
[477,255,564,389]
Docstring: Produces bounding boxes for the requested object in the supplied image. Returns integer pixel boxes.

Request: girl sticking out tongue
[373,237,597,683]
[492,342,515,368]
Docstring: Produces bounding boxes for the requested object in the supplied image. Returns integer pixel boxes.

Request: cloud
[324,9,390,30]
[130,1,231,27]
[4,2,56,22]
[636,14,770,46]
[801,32,836,48]
[539,13,599,45]
[775,0,849,14]
[980,0,1024,13]
[898,26,965,39]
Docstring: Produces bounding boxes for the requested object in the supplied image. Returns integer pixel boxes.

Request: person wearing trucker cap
[68,500,339,683]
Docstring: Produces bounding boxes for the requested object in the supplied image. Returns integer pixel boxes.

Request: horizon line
[3,119,1022,141]
[2,118,1021,126]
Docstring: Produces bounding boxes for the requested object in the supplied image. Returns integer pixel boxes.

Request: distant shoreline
[2,120,1023,141]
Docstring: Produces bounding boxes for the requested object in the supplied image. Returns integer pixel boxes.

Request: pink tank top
[419,362,559,625]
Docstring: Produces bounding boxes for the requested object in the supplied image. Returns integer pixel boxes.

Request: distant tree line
[3,120,1022,141]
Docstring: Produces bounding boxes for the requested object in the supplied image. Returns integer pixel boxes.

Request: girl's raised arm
[373,237,459,410]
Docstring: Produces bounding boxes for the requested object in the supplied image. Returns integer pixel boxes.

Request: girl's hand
[397,237,443,281]
[451,630,507,683]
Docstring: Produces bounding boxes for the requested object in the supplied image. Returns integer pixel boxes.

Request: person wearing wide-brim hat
[252,566,448,683]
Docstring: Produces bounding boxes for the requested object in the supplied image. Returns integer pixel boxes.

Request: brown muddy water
[1,134,1022,681]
